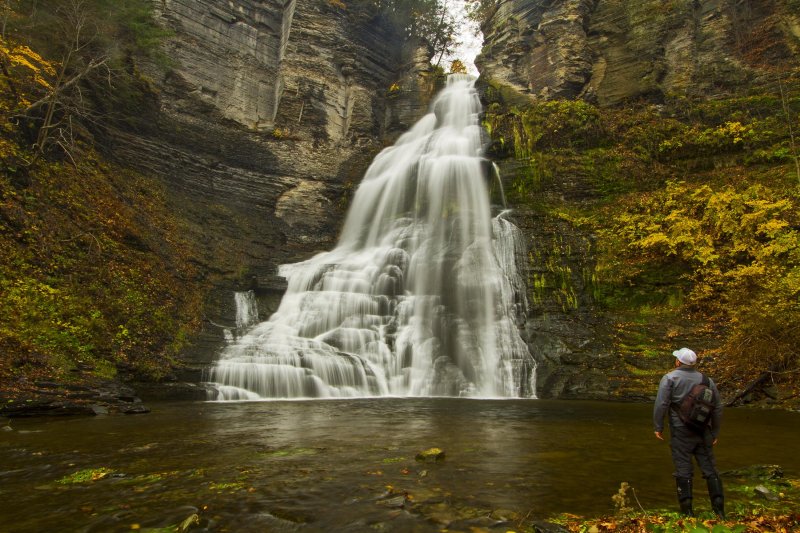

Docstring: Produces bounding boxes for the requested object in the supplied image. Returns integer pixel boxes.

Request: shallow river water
[1,399,798,532]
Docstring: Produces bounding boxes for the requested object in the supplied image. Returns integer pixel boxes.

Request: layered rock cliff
[108,0,438,377]
[478,0,800,104]
[111,0,799,402]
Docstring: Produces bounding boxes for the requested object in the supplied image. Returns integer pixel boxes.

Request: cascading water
[222,291,260,344]
[234,291,259,330]
[207,75,536,400]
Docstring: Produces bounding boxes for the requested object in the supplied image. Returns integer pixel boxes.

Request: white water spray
[208,76,535,399]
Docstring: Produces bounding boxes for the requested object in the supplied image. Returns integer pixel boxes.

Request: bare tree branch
[18,55,107,115]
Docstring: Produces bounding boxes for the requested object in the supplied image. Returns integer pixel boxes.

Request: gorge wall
[478,0,800,104]
[108,0,439,384]
[476,0,800,400]
[110,0,799,401]
[6,0,796,411]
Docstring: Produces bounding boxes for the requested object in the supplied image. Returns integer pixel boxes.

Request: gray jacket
[653,366,722,438]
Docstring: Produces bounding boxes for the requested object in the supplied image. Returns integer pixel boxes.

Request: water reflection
[1,400,798,532]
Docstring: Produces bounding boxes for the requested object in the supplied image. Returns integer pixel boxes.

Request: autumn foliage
[0,3,202,389]
[484,70,800,402]
[602,180,800,388]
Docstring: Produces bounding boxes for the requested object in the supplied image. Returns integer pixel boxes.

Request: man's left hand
[654,431,664,441]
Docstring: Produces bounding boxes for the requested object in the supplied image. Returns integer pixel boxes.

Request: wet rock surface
[0,378,150,418]
[502,205,616,399]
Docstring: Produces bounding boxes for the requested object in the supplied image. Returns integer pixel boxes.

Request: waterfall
[207,75,536,400]
[222,291,260,345]
[234,290,259,330]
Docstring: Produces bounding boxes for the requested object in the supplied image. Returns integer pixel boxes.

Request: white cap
[673,347,697,365]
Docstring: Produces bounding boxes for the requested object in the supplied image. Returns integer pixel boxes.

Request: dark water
[1,399,798,532]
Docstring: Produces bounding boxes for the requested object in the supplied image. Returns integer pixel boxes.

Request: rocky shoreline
[2,376,797,419]
[0,375,209,418]
[1,379,151,417]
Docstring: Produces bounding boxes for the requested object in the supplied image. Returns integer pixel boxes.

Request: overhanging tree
[365,0,460,67]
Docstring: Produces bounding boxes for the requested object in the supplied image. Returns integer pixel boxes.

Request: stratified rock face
[156,0,431,140]
[478,0,800,105]
[478,0,597,100]
[156,0,295,131]
[109,0,434,370]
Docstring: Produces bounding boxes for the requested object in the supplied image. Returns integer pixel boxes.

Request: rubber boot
[676,477,693,516]
[707,475,726,519]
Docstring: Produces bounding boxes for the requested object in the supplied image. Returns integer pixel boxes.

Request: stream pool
[1,399,798,532]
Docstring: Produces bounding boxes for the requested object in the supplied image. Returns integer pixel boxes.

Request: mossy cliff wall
[478,0,800,402]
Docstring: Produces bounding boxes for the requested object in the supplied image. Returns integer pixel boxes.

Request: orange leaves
[449,59,468,74]
[739,513,800,533]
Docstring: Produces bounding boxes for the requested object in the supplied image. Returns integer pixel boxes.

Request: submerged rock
[415,448,445,462]
[178,513,200,532]
[754,484,780,501]
[530,520,571,533]
[377,495,408,509]
[448,515,507,529]
[119,404,151,415]
[722,464,783,481]
[0,399,98,417]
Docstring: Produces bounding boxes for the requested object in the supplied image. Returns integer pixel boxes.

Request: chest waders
[673,427,726,518]
[666,372,725,518]
[704,430,726,519]
[675,476,693,516]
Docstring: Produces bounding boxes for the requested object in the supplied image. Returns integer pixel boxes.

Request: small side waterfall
[222,291,260,344]
[208,75,536,400]
[234,291,259,330]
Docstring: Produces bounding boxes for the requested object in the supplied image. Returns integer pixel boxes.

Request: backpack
[673,374,715,432]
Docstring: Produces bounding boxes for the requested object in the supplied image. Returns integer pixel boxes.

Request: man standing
[653,347,725,518]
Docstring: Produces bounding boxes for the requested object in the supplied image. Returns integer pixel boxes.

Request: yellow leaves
[1,40,56,75]
[601,176,800,372]
[691,120,755,151]
[449,59,468,74]
[757,218,789,238]
[716,120,753,144]
[635,232,670,251]
[725,263,768,282]
[619,179,799,268]
[0,37,57,124]
[0,38,56,89]
[657,138,682,152]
